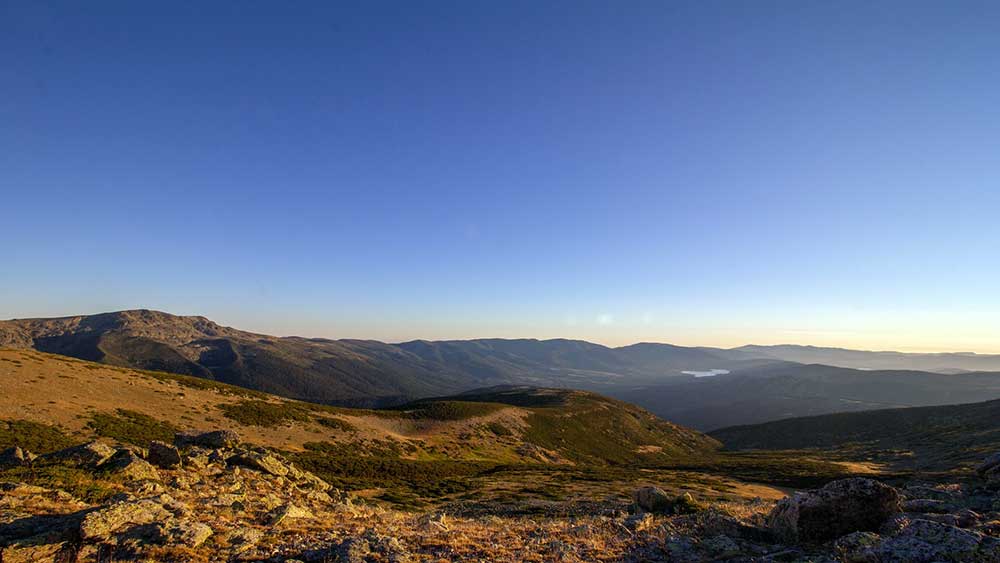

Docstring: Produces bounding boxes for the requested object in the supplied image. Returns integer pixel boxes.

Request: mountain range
[4,310,1000,429]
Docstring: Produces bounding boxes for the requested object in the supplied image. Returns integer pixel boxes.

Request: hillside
[710,398,1000,475]
[612,363,1000,430]
[1,348,821,512]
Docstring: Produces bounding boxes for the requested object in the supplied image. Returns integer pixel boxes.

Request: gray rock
[158,520,213,547]
[903,498,953,513]
[175,429,240,449]
[79,499,173,540]
[147,440,182,469]
[768,478,902,543]
[834,531,881,563]
[103,451,161,481]
[46,441,117,467]
[634,486,672,513]
[874,518,1000,562]
[269,503,314,526]
[228,449,290,477]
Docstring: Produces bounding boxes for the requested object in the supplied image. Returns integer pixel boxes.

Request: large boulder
[45,441,117,467]
[768,478,902,543]
[634,486,672,513]
[103,451,161,482]
[147,440,182,469]
[228,449,289,477]
[874,519,1000,562]
[175,429,240,449]
[79,499,174,540]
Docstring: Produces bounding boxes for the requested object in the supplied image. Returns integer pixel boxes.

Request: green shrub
[218,400,312,427]
[0,419,75,453]
[88,409,176,446]
[315,416,358,432]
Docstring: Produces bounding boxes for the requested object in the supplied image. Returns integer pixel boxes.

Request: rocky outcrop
[175,429,240,449]
[102,451,161,481]
[79,498,174,540]
[147,440,182,469]
[45,441,117,467]
[978,451,1000,486]
[768,478,902,543]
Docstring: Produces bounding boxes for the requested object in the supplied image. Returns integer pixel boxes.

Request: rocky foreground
[1,433,999,562]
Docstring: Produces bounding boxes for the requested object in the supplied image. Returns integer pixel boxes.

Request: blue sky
[3,2,999,351]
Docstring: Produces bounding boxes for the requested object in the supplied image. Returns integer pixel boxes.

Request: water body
[682,369,731,378]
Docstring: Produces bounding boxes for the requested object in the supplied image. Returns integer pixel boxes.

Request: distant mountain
[0,310,786,407]
[736,344,1000,373]
[5,310,1000,430]
[710,398,1000,473]
[610,363,1000,431]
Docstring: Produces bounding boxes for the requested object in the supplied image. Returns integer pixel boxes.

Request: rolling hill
[736,344,1000,373]
[710,398,1000,474]
[612,363,1000,430]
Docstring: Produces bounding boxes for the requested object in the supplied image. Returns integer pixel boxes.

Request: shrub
[218,400,312,427]
[0,419,75,453]
[88,409,176,446]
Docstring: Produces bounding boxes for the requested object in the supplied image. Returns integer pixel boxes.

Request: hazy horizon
[5,2,1000,354]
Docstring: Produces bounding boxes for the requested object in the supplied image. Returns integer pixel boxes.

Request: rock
[46,441,117,467]
[418,512,450,532]
[903,498,953,513]
[103,451,161,481]
[79,499,173,540]
[0,542,76,563]
[768,478,902,543]
[147,441,182,469]
[634,486,672,513]
[159,520,213,547]
[701,534,741,558]
[978,452,1000,476]
[834,531,881,563]
[269,503,314,525]
[228,449,289,476]
[0,446,32,468]
[224,526,264,553]
[622,512,653,532]
[874,519,1000,562]
[175,429,240,449]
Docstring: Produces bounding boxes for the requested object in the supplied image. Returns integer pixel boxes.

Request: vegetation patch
[0,419,75,454]
[218,400,313,427]
[88,409,177,446]
[315,416,358,432]
[386,400,506,421]
[0,461,121,502]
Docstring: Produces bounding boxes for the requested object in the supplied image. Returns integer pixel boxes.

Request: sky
[3,1,1000,352]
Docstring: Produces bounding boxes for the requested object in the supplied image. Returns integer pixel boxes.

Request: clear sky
[3,2,999,352]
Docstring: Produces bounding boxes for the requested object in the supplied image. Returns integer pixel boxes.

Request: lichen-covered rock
[45,441,117,467]
[269,503,314,526]
[103,451,161,481]
[634,486,672,513]
[903,498,954,513]
[0,541,76,563]
[874,519,1000,562]
[148,440,182,468]
[701,534,741,558]
[79,498,173,540]
[175,429,240,449]
[768,478,902,543]
[834,531,881,563]
[228,449,289,476]
[158,520,213,547]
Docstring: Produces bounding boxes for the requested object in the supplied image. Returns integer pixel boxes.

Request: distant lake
[682,369,731,378]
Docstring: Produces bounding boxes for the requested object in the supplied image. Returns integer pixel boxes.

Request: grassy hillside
[711,399,1000,476]
[0,348,865,510]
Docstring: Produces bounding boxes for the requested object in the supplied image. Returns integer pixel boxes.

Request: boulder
[228,450,289,476]
[79,499,173,540]
[269,503,314,526]
[768,478,902,543]
[158,520,213,547]
[634,486,672,513]
[903,498,953,513]
[45,441,117,467]
[175,429,240,449]
[874,519,1000,562]
[0,542,75,563]
[103,451,161,481]
[0,446,32,468]
[147,441,182,469]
